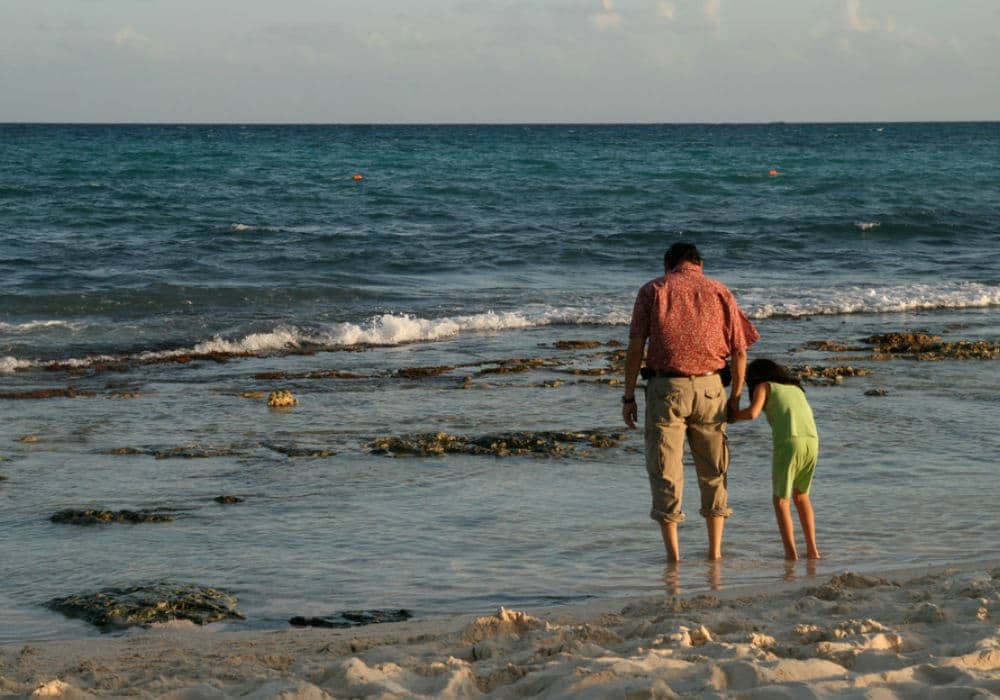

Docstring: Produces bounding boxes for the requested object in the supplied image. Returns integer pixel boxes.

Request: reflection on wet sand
[661,560,723,597]
[661,558,819,598]
[784,558,819,582]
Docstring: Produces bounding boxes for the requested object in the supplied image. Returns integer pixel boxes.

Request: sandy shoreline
[2,562,998,699]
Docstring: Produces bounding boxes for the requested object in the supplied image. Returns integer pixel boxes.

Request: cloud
[367,32,389,49]
[591,0,621,31]
[658,2,676,21]
[845,0,878,33]
[114,25,150,49]
[113,25,170,58]
[703,0,722,28]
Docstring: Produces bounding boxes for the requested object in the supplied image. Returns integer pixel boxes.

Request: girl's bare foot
[807,550,822,559]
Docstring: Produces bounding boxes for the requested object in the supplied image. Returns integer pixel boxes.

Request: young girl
[732,359,820,560]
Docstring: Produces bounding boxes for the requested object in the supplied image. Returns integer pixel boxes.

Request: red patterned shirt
[629,262,759,374]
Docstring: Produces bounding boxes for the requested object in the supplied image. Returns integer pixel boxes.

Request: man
[622,242,759,562]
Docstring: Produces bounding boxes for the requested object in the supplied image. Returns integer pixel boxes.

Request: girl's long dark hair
[746,358,803,394]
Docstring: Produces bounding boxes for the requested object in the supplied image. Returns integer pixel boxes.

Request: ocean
[1,122,998,642]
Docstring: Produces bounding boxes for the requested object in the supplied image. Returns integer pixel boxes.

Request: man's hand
[726,394,740,422]
[622,397,638,429]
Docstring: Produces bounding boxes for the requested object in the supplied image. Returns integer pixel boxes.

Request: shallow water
[1,123,999,641]
[2,309,998,642]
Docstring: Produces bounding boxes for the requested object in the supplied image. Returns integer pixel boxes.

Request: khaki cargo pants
[644,374,732,523]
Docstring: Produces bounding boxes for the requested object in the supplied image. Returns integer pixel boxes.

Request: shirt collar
[672,261,703,275]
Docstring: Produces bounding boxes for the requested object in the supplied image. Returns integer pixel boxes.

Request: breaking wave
[744,281,1000,319]
[2,282,999,373]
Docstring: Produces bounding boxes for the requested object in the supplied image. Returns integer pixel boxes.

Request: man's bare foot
[784,550,798,561]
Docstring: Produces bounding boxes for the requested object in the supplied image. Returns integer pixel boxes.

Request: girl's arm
[731,383,768,422]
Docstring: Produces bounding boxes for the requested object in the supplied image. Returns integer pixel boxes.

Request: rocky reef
[262,443,335,458]
[394,365,455,379]
[50,509,176,525]
[790,365,873,386]
[0,387,97,400]
[103,444,244,459]
[48,583,244,629]
[254,369,364,380]
[368,429,626,458]
[801,332,1000,362]
[863,332,1000,360]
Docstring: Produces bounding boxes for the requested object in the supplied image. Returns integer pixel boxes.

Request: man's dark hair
[664,242,703,270]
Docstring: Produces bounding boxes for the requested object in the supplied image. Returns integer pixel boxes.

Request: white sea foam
[3,286,998,373]
[133,328,305,363]
[0,357,35,374]
[229,223,283,233]
[855,221,881,231]
[744,281,1000,319]
[0,320,82,333]
[319,311,534,346]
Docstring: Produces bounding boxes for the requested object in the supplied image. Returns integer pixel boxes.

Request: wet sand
[2,562,998,699]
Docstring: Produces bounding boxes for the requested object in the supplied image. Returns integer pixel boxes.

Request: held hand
[726,394,740,422]
[622,399,638,429]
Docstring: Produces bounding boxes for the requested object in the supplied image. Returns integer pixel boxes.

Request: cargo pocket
[700,384,727,423]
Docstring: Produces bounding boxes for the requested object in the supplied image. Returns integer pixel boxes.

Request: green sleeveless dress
[763,382,819,498]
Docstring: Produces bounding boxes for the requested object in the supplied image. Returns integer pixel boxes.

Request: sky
[1,0,997,123]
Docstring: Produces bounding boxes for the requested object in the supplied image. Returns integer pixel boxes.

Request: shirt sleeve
[723,291,760,354]
[628,283,652,340]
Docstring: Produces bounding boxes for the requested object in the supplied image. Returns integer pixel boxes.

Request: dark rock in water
[289,609,412,628]
[790,364,872,386]
[102,444,246,459]
[800,340,865,353]
[368,429,626,458]
[863,332,941,353]
[0,387,97,400]
[393,365,455,379]
[103,447,146,455]
[0,474,7,481]
[551,340,603,350]
[214,495,244,504]
[475,358,557,375]
[799,333,1000,362]
[50,509,175,525]
[254,369,364,380]
[154,445,243,459]
[48,583,244,628]
[263,443,334,458]
[865,389,890,397]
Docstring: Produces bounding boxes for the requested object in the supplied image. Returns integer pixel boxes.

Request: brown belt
[645,368,718,379]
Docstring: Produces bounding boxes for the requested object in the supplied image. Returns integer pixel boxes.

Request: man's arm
[727,348,747,415]
[622,335,645,429]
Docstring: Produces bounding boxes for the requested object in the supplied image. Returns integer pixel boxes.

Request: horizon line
[2,119,999,127]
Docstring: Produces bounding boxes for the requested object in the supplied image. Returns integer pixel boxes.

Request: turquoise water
[1,123,998,641]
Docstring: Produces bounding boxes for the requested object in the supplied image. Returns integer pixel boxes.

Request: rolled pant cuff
[650,509,685,524]
[700,507,734,519]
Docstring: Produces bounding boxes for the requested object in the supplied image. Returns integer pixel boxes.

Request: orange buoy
[352,173,364,181]
[768,168,779,177]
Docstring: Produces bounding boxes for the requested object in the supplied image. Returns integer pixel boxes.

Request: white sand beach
[2,564,998,699]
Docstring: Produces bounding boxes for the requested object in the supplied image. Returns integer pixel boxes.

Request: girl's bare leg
[793,490,820,559]
[773,496,797,560]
